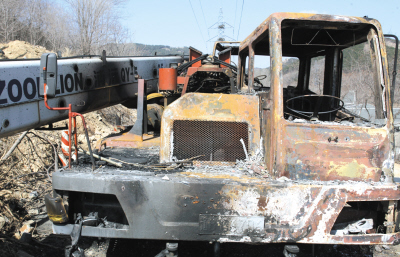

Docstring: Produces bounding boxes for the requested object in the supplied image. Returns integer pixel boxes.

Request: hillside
[279,42,400,78]
[133,43,189,56]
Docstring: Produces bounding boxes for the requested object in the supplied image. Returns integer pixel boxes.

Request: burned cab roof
[213,41,241,56]
[281,20,373,57]
[241,12,380,57]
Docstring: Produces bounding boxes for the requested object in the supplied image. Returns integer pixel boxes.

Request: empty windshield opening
[280,19,385,126]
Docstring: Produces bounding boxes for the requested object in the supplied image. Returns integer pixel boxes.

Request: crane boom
[0,55,183,138]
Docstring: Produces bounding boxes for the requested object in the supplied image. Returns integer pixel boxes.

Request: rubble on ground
[0,40,51,59]
[0,41,137,255]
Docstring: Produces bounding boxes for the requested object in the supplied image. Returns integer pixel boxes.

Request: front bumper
[50,168,400,245]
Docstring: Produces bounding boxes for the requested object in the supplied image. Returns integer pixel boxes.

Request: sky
[121,0,400,54]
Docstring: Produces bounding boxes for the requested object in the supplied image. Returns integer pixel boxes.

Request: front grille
[172,120,249,162]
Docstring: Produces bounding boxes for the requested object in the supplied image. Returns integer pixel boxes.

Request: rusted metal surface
[46,12,400,247]
[130,79,148,141]
[160,93,260,163]
[278,123,389,181]
[96,79,161,149]
[216,181,400,244]
[98,133,160,150]
[51,167,400,245]
[240,13,383,53]
[189,47,202,68]
[159,68,177,91]
[218,50,231,68]
[212,41,241,57]
[236,13,395,182]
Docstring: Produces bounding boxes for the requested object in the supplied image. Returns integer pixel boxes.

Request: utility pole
[208,8,234,42]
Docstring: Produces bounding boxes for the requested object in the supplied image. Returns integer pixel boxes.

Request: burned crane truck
[2,13,400,254]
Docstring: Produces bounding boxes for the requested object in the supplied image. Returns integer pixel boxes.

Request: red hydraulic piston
[159,68,177,91]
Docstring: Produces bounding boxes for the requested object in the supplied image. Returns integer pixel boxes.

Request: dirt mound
[53,105,137,151]
[0,40,52,59]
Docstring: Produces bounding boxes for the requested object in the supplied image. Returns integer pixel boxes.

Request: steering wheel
[254,75,267,87]
[286,95,344,120]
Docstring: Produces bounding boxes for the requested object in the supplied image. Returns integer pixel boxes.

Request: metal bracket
[130,79,148,141]
[65,214,84,257]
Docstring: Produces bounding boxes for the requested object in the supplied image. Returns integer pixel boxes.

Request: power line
[198,0,209,38]
[188,0,208,52]
[233,0,238,38]
[237,0,244,40]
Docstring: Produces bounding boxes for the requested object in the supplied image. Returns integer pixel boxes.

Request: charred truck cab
[47,13,400,250]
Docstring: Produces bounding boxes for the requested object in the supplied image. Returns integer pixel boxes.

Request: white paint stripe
[61,131,69,142]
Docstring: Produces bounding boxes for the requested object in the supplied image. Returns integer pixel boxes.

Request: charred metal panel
[52,169,400,244]
[160,93,260,163]
[239,12,395,182]
[240,13,383,53]
[199,215,264,236]
[47,12,399,248]
[279,123,388,181]
[265,17,283,175]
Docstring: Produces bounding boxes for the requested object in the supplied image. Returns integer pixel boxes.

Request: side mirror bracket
[40,53,58,98]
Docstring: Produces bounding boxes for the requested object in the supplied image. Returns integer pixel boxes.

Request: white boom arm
[0,55,182,138]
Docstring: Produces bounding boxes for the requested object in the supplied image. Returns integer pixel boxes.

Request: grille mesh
[172,120,249,162]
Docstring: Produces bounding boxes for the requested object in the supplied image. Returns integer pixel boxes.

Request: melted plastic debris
[70,143,396,188]
[331,218,373,236]
[235,138,268,177]
[290,118,383,128]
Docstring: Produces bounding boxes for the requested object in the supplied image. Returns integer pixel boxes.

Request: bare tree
[0,0,132,57]
[0,0,24,42]
[340,42,377,119]
[22,0,48,46]
[64,0,127,55]
[0,0,57,47]
[42,4,71,53]
[105,42,148,56]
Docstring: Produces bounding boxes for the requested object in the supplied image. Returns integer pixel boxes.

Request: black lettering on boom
[74,73,83,91]
[8,79,22,102]
[59,75,65,94]
[125,67,130,81]
[65,74,73,92]
[23,78,36,100]
[0,81,7,104]
[121,68,126,82]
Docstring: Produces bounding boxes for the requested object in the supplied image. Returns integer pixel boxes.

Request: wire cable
[233,0,238,38]
[189,0,208,52]
[177,54,209,74]
[237,0,244,40]
[198,0,209,38]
